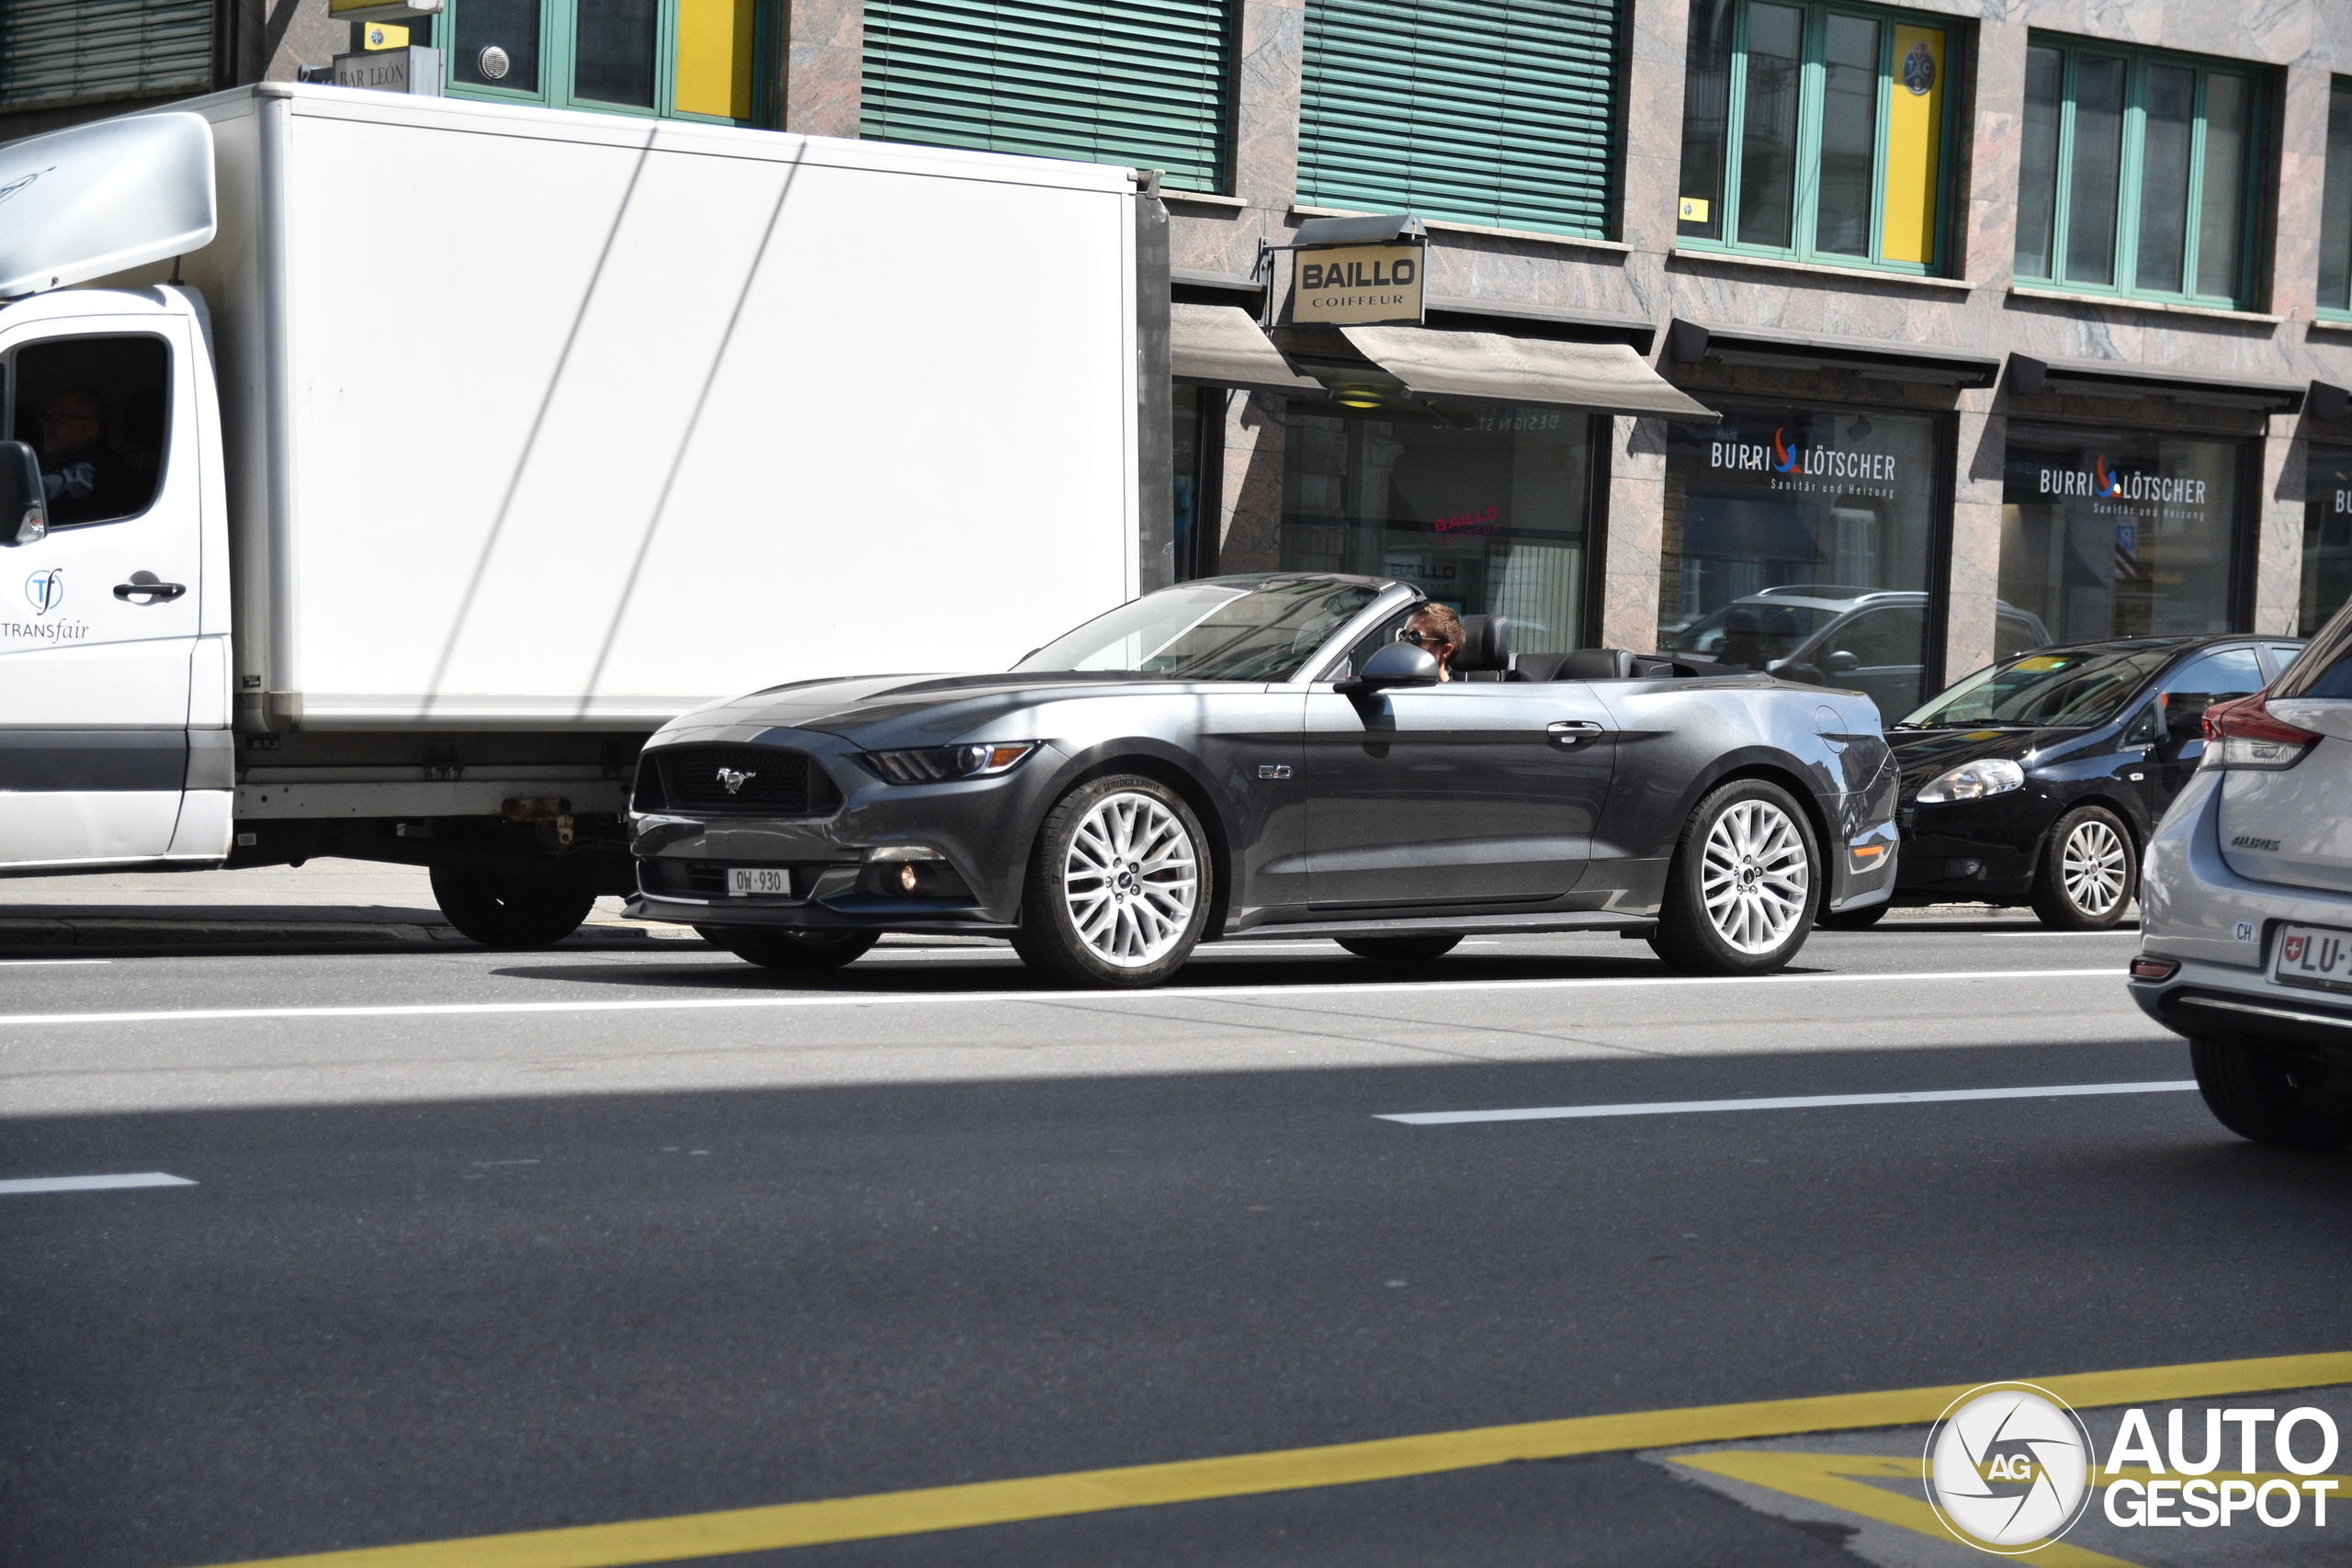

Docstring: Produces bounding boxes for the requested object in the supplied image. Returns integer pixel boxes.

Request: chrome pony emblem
[716,767,756,795]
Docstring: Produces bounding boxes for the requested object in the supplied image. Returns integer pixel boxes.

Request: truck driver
[39,386,139,525]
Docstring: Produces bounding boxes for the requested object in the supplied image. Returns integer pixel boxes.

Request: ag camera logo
[1923,1382,2095,1552]
[24,567,63,615]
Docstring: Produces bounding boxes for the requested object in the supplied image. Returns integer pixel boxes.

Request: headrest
[1455,613,1514,672]
[1551,648,1639,681]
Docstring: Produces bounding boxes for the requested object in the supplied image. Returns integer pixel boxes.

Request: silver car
[2132,597,2352,1147]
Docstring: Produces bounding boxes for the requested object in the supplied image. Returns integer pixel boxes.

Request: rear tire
[1648,779,1819,976]
[430,863,596,949]
[700,926,880,971]
[1815,901,1892,930]
[2190,1037,2352,1150]
[2030,806,2136,930]
[1336,935,1463,963]
[1012,774,1212,988]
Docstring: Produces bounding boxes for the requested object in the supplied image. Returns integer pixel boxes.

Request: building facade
[12,0,2352,709]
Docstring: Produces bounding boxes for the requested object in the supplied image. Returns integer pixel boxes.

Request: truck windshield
[1015,579,1381,682]
[1897,647,2174,728]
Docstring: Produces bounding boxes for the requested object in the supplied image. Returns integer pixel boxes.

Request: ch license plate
[2271,923,2352,993]
[727,867,790,897]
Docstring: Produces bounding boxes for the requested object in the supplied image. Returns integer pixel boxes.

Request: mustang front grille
[649,746,835,816]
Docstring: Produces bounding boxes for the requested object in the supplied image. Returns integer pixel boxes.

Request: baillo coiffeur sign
[1292,243,1425,326]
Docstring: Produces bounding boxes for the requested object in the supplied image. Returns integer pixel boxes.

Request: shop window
[2319,80,2352,319]
[1278,400,1598,654]
[1298,0,1625,240]
[862,0,1233,196]
[1999,424,2249,645]
[1676,0,1955,274]
[443,0,759,122]
[2014,36,2263,309]
[2303,446,2352,635]
[1659,401,1946,717]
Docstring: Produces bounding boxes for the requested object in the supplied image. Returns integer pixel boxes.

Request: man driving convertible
[1396,604,1463,681]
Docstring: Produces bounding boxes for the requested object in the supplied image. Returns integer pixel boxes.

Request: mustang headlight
[857,742,1038,784]
[1912,758,2025,805]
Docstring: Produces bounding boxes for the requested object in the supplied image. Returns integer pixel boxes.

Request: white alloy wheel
[2061,817,2129,916]
[1699,798,1811,954]
[1061,789,1200,968]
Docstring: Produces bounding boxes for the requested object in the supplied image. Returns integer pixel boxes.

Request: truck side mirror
[1339,640,1442,694]
[0,442,45,545]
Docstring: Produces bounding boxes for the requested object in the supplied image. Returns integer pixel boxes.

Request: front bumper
[1889,795,2048,902]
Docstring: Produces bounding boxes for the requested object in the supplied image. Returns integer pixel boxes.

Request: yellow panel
[674,0,756,121]
[1883,26,1945,265]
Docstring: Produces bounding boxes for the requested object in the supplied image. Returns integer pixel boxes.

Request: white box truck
[0,86,1170,942]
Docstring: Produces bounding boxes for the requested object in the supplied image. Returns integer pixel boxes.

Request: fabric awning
[1338,325,1719,423]
[2007,354,2306,412]
[1170,302,1323,396]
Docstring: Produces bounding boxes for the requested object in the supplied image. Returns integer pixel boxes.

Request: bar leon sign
[1293,242,1426,326]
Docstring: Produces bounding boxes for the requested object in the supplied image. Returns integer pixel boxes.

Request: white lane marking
[0,959,112,966]
[0,967,2117,1030]
[1379,1079,2200,1125]
[0,1172,197,1194]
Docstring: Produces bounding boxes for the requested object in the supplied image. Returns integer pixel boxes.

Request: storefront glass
[1279,401,1596,653]
[1659,400,1943,718]
[2000,423,2246,645]
[2303,446,2352,636]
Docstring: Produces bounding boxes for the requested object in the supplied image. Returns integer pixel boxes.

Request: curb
[0,918,712,957]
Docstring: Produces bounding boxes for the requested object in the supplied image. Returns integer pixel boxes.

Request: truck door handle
[1547,720,1603,746]
[114,577,186,602]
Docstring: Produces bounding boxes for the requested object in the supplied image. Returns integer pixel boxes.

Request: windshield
[1898,648,2173,728]
[1666,601,1843,666]
[1014,579,1382,682]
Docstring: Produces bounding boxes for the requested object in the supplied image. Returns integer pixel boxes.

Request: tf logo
[24,567,63,615]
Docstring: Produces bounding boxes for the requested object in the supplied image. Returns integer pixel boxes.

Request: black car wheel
[1649,779,1819,976]
[1013,774,1212,988]
[430,863,596,948]
[1336,935,1463,963]
[699,926,881,971]
[2190,1037,2352,1150]
[1815,901,1892,930]
[2030,805,2135,930]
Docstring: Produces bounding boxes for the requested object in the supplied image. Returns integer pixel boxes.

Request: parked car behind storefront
[1828,635,2302,930]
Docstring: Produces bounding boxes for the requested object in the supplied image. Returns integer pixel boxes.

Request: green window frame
[439,0,767,126]
[2013,34,2265,310]
[2317,78,2352,320]
[1675,0,1960,276]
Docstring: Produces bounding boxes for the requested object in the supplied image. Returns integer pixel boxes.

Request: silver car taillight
[2201,694,2322,771]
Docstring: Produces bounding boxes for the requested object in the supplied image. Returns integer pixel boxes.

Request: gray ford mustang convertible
[624,574,1898,987]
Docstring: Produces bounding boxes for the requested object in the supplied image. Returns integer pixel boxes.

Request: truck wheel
[430,863,596,948]
[1648,779,1819,976]
[1337,935,1462,963]
[1815,901,1892,930]
[1012,774,1211,988]
[2190,1037,2352,1150]
[2030,806,2135,929]
[700,926,880,971]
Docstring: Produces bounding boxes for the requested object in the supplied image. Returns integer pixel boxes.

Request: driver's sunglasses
[1396,628,1447,648]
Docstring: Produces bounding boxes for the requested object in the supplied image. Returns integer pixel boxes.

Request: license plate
[727,867,791,897]
[2271,923,2352,993]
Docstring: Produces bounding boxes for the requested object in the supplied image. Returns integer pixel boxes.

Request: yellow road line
[197,1350,2352,1568]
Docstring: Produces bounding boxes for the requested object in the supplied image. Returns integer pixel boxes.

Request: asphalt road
[6,916,2349,1567]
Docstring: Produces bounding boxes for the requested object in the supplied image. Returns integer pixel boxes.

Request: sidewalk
[0,861,708,955]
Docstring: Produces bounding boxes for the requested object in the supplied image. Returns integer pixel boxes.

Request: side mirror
[0,442,46,545]
[1825,650,1861,676]
[1339,641,1442,694]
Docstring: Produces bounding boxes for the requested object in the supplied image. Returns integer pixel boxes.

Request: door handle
[1546,720,1603,746]
[114,577,187,603]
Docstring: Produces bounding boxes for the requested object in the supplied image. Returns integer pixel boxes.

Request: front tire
[430,863,596,949]
[1013,774,1211,988]
[1336,935,1463,963]
[2190,1037,2352,1150]
[2030,806,2136,929]
[699,926,880,971]
[1648,780,1819,976]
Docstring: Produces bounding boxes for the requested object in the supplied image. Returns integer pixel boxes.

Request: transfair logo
[24,567,62,614]
[1924,1382,2095,1552]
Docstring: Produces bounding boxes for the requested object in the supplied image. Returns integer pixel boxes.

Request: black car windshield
[1897,647,2174,728]
[1014,580,1382,682]
[1667,601,1843,664]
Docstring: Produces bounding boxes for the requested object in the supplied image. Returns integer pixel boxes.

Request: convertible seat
[1518,648,1637,682]
[1455,614,1515,681]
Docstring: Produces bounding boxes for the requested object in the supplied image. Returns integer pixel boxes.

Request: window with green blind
[1297,0,1624,240]
[2014,35,2265,310]
[861,1,1233,194]
[0,0,212,113]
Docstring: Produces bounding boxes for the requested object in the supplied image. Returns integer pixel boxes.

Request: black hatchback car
[1834,635,2305,929]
